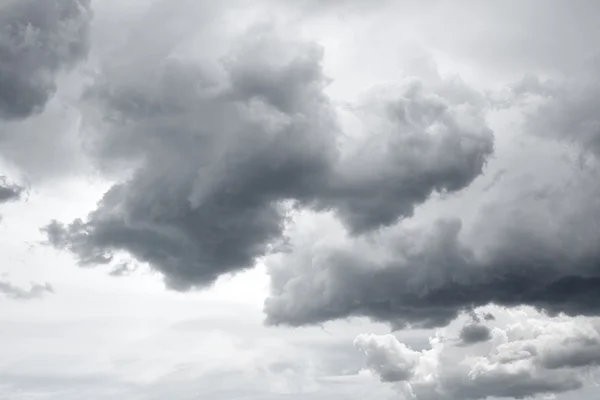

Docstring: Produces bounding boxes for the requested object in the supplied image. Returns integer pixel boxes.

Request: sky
[2,0,600,399]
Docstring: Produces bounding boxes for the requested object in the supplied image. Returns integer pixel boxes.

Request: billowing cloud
[43,15,493,289]
[42,31,339,290]
[264,152,600,328]
[263,59,600,327]
[0,279,53,300]
[0,0,92,120]
[4,1,600,399]
[263,62,600,330]
[353,334,419,383]
[315,77,493,233]
[354,311,600,400]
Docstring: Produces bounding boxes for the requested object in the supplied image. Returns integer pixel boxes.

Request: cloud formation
[263,62,600,328]
[0,279,53,300]
[43,31,338,290]
[0,0,92,120]
[459,323,491,345]
[315,77,493,233]
[355,311,600,400]
[43,15,493,289]
[265,155,600,328]
[0,176,23,203]
[3,1,600,399]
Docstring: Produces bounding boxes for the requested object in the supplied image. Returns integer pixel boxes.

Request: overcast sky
[2,0,600,399]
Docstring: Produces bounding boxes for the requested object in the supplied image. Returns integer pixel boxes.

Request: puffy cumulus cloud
[0,0,92,120]
[0,176,23,203]
[264,152,600,328]
[42,14,493,289]
[0,279,53,300]
[354,310,600,400]
[354,334,419,382]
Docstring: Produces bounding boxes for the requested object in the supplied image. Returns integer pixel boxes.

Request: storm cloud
[43,31,339,290]
[263,46,600,329]
[6,1,600,399]
[265,153,600,328]
[0,0,92,120]
[14,0,600,336]
[43,15,493,289]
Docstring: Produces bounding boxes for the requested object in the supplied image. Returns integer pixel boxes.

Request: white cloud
[355,308,600,400]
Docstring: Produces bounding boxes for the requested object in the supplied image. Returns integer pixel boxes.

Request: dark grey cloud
[0,0,92,120]
[458,323,491,345]
[0,279,53,300]
[264,50,600,329]
[0,176,23,203]
[265,163,600,328]
[0,176,24,221]
[43,32,337,290]
[43,21,493,289]
[315,78,493,233]
[267,218,480,328]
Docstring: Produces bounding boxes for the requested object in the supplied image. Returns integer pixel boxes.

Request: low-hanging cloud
[263,60,600,329]
[25,0,600,335]
[264,153,600,328]
[43,17,493,290]
[43,32,339,290]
